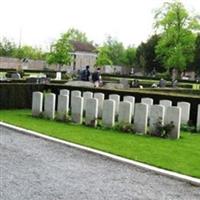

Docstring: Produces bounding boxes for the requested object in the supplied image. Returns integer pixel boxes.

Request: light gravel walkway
[0,126,200,200]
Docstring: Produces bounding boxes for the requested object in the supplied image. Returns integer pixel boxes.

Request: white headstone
[177,102,191,124]
[123,96,135,118]
[32,92,43,116]
[60,89,69,96]
[83,91,93,111]
[164,106,181,139]
[71,96,83,124]
[159,100,172,108]
[102,99,116,128]
[118,101,132,124]
[120,78,129,89]
[109,94,120,116]
[141,98,153,116]
[85,98,98,127]
[71,90,81,106]
[56,72,61,80]
[44,93,56,119]
[94,93,105,118]
[134,103,148,134]
[57,95,69,121]
[149,105,165,135]
[197,104,200,132]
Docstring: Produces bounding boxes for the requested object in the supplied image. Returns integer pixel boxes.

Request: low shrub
[150,117,175,138]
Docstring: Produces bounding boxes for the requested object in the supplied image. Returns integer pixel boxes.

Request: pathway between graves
[0,126,200,200]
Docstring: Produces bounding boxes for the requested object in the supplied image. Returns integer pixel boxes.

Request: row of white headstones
[32,89,200,139]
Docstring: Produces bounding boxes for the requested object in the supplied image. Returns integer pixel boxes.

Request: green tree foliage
[124,46,136,67]
[154,0,200,73]
[14,45,45,60]
[97,36,126,66]
[191,33,200,73]
[96,46,113,66]
[66,28,89,43]
[0,37,16,57]
[136,35,165,73]
[47,33,72,69]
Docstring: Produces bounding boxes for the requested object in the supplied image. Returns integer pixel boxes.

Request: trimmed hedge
[0,83,199,124]
[101,73,199,84]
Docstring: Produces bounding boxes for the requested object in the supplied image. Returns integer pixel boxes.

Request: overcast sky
[0,0,199,50]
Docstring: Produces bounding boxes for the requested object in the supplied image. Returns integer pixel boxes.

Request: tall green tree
[14,45,45,60]
[66,28,89,43]
[191,33,200,73]
[47,32,72,70]
[154,0,200,75]
[136,35,164,73]
[0,37,16,57]
[105,36,126,66]
[96,46,112,66]
[124,45,136,68]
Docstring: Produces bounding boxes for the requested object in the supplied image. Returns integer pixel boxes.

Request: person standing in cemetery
[92,67,102,87]
[80,65,91,81]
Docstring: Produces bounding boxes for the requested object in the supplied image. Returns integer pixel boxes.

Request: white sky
[0,0,199,50]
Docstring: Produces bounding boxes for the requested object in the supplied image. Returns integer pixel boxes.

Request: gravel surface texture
[0,126,200,200]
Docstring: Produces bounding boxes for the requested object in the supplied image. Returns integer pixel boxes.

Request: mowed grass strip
[0,109,200,178]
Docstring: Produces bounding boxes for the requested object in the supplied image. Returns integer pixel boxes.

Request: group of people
[79,65,102,87]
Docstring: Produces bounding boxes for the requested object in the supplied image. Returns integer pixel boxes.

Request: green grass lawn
[0,109,200,178]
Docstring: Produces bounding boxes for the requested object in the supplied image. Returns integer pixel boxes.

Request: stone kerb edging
[1,121,200,187]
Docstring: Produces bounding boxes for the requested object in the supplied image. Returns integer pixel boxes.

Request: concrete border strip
[1,121,200,186]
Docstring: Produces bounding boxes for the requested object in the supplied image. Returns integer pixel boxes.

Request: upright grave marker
[57,94,69,121]
[134,103,148,134]
[177,102,191,124]
[123,96,135,118]
[149,105,165,135]
[32,92,43,117]
[118,101,132,124]
[109,94,120,116]
[94,93,105,118]
[141,98,153,116]
[44,93,56,119]
[60,89,69,96]
[197,104,200,132]
[83,91,93,111]
[85,98,98,127]
[164,107,181,139]
[71,96,83,124]
[102,100,116,128]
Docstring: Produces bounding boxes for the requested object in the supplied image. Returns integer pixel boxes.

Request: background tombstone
[149,105,165,135]
[109,94,120,116]
[123,96,135,118]
[102,99,116,128]
[141,98,153,117]
[57,94,69,121]
[85,98,98,127]
[177,102,191,124]
[32,92,43,117]
[60,89,69,96]
[94,93,105,118]
[120,78,129,89]
[83,91,93,111]
[159,100,172,108]
[197,104,200,132]
[118,101,132,124]
[71,90,81,106]
[164,107,181,139]
[134,103,148,134]
[71,96,83,124]
[44,93,56,119]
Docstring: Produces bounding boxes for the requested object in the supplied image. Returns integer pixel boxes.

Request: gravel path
[0,126,200,200]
